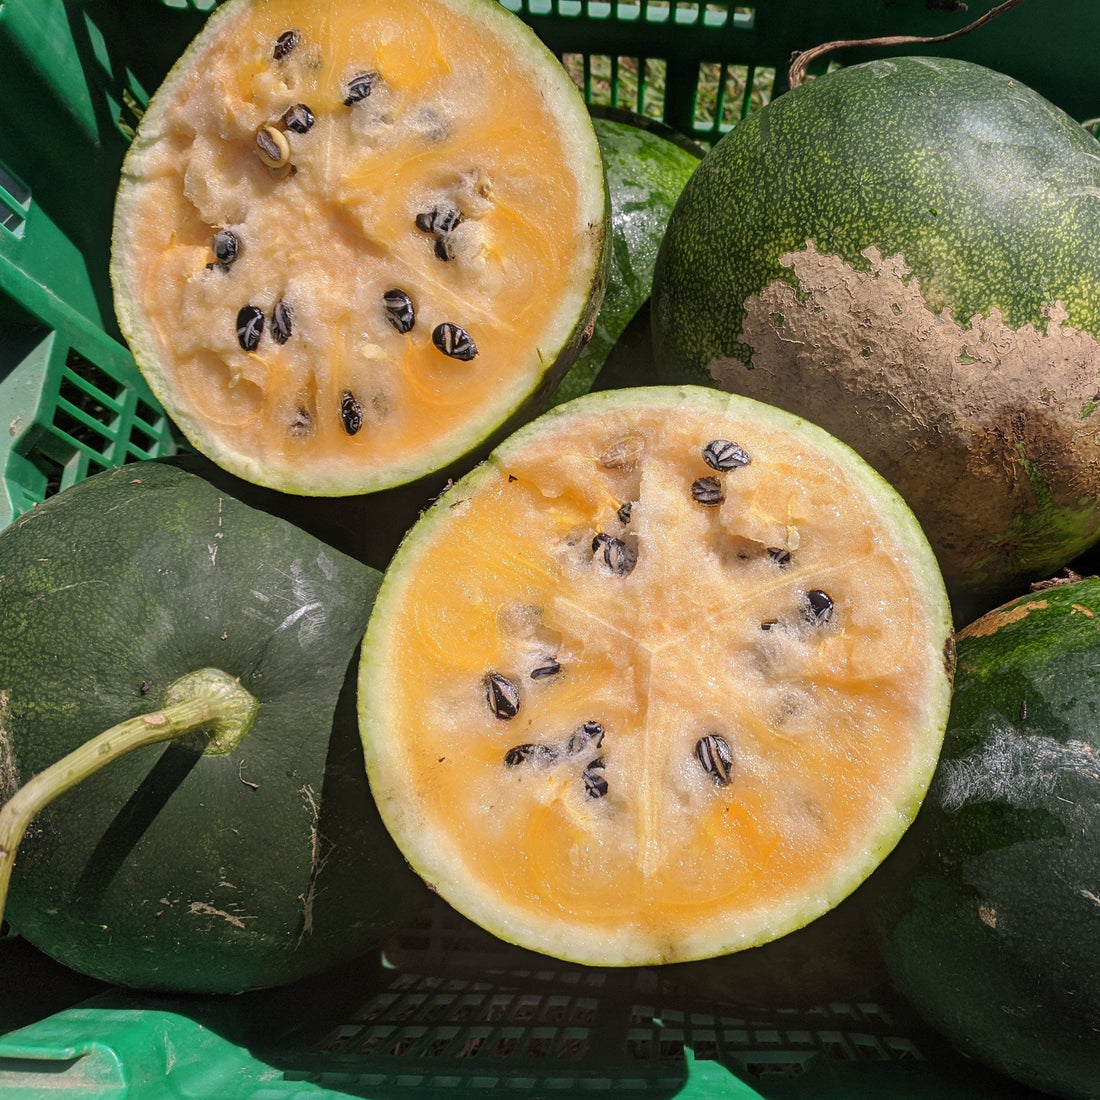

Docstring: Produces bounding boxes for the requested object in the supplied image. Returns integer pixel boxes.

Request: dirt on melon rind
[110,0,610,499]
[650,55,1100,625]
[358,384,954,968]
[0,461,427,994]
[868,579,1100,1099]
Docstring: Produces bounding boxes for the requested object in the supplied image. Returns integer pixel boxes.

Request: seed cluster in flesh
[112,0,605,494]
[360,390,953,966]
[475,437,840,806]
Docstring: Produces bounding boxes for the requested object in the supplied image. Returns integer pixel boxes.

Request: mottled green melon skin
[869,580,1100,1099]
[0,462,425,994]
[650,56,1100,623]
[549,111,701,407]
[654,56,1100,371]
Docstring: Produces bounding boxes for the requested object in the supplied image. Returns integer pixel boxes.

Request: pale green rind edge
[358,384,954,967]
[111,0,608,497]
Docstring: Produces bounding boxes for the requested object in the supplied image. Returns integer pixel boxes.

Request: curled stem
[0,669,258,930]
[788,0,1028,89]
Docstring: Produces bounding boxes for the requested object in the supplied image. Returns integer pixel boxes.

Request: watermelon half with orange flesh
[357,386,954,966]
[111,0,608,496]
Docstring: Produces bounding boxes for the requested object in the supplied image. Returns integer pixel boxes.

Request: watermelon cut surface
[358,386,954,966]
[111,0,608,496]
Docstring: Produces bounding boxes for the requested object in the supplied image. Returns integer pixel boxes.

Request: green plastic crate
[0,1,1096,1096]
[0,896,1051,1100]
[4,0,1100,529]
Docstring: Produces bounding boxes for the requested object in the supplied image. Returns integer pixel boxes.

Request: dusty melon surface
[650,56,1100,621]
[112,0,607,495]
[359,386,954,966]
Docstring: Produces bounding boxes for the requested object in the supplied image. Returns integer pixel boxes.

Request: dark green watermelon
[651,56,1100,623]
[0,461,425,993]
[870,578,1100,1099]
[549,108,702,407]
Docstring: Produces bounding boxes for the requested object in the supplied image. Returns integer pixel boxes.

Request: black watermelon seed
[273,30,300,60]
[583,759,608,798]
[271,299,293,344]
[768,547,792,567]
[433,322,477,361]
[435,208,461,234]
[804,589,835,624]
[212,229,239,266]
[530,657,561,680]
[382,288,415,334]
[695,734,735,786]
[340,391,364,435]
[691,476,724,506]
[434,233,457,261]
[703,439,751,471]
[416,208,463,261]
[485,672,520,719]
[504,743,556,767]
[567,721,604,755]
[282,103,315,133]
[416,207,462,235]
[344,71,379,105]
[236,305,264,351]
[617,501,633,524]
[591,533,637,576]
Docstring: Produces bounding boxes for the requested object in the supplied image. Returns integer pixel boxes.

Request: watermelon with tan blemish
[651,56,1100,623]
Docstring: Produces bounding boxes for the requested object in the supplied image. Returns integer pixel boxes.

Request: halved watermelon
[357,386,954,966]
[111,0,608,496]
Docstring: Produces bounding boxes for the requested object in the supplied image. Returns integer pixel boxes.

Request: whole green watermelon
[0,462,425,993]
[870,578,1100,1099]
[651,56,1100,623]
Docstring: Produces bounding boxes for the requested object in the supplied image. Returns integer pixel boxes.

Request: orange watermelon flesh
[358,386,954,966]
[112,0,607,495]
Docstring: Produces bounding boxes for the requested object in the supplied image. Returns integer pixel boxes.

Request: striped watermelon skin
[651,56,1100,623]
[871,579,1100,1099]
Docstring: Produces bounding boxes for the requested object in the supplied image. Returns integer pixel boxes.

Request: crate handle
[787,0,1028,89]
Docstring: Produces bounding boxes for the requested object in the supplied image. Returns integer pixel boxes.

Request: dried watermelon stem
[787,0,1027,89]
[0,668,259,928]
